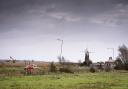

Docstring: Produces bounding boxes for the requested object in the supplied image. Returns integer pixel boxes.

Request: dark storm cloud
[0,0,126,17]
[0,0,126,13]
[0,0,127,40]
[0,0,127,35]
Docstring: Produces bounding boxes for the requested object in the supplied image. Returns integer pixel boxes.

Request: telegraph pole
[57,38,63,60]
[107,48,114,59]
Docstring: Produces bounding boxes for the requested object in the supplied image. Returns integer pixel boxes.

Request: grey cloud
[0,0,128,42]
[89,3,128,27]
[0,0,128,34]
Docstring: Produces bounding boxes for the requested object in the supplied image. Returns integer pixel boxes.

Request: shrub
[124,61,128,70]
[105,66,111,72]
[114,58,128,70]
[50,62,57,72]
[89,66,96,73]
[59,64,74,73]
[59,67,74,73]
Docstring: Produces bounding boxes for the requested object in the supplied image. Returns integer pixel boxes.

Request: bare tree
[57,56,62,64]
[115,44,128,70]
[50,62,57,72]
[118,44,128,63]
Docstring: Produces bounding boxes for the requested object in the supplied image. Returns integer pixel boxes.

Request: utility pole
[57,38,63,60]
[107,48,114,60]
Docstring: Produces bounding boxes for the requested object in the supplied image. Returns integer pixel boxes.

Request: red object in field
[24,65,34,73]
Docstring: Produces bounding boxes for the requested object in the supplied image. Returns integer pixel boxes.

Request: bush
[115,58,128,70]
[59,64,74,73]
[50,62,57,72]
[59,67,74,73]
[124,62,128,70]
[105,66,111,72]
[89,66,96,73]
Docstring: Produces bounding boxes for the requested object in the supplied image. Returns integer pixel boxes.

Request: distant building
[91,62,104,70]
[91,57,115,70]
[105,57,115,69]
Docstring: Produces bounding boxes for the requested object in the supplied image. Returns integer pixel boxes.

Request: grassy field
[0,71,128,89]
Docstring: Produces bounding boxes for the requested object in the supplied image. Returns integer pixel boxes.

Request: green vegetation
[0,71,128,89]
[115,44,128,70]
[0,67,24,76]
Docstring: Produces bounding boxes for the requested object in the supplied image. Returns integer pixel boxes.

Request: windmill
[10,56,16,63]
[82,48,95,66]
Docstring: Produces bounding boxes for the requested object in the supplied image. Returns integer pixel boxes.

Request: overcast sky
[0,0,128,62]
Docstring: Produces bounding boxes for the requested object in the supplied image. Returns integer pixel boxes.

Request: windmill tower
[10,56,16,63]
[83,48,93,66]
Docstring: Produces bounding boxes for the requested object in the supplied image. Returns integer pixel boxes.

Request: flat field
[0,71,128,89]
